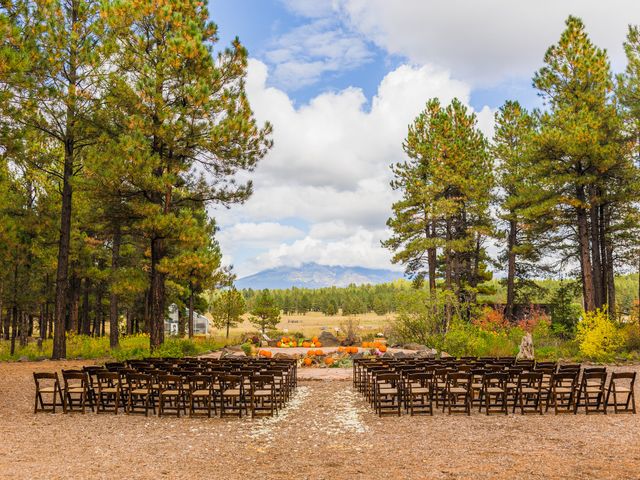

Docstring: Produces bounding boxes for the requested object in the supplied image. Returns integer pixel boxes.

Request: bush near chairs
[32,357,297,419]
[353,356,637,417]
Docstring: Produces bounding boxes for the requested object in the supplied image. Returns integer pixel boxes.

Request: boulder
[274,352,296,360]
[403,343,428,351]
[415,349,437,359]
[393,351,415,359]
[318,331,340,347]
[517,332,535,360]
[221,349,246,358]
[439,351,451,358]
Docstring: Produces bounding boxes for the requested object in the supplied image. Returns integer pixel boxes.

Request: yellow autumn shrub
[576,308,623,362]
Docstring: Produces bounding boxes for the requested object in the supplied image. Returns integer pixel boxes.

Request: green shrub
[576,309,624,362]
[0,333,225,362]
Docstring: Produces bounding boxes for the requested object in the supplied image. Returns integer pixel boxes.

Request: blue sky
[208,0,640,278]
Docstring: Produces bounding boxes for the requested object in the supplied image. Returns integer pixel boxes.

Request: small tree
[211,289,246,338]
[249,290,280,334]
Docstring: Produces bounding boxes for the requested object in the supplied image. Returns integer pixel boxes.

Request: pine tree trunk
[2,309,7,341]
[126,309,132,336]
[10,305,18,355]
[109,226,121,348]
[149,237,165,350]
[81,278,91,335]
[93,283,102,337]
[506,217,517,320]
[427,220,437,294]
[40,304,46,341]
[69,272,80,334]
[576,189,595,311]
[0,281,3,340]
[52,137,74,359]
[589,197,603,309]
[20,312,28,347]
[188,287,194,338]
[178,306,185,337]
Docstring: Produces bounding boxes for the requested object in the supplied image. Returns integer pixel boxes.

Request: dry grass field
[1,360,639,479]
[219,311,395,340]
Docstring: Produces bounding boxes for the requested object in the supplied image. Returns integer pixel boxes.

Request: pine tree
[532,16,635,312]
[385,98,494,323]
[249,290,280,334]
[492,101,549,319]
[101,0,272,349]
[210,288,245,338]
[1,0,108,358]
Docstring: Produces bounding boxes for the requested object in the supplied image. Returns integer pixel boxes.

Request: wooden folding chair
[126,373,154,416]
[62,371,92,414]
[250,374,277,418]
[513,372,543,415]
[220,374,244,418]
[188,375,215,418]
[374,373,402,417]
[547,371,578,414]
[480,372,508,415]
[574,370,607,415]
[605,371,636,414]
[96,372,122,414]
[445,372,472,415]
[33,372,64,413]
[158,374,185,417]
[406,372,433,416]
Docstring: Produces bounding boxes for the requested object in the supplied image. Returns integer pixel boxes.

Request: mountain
[236,262,403,290]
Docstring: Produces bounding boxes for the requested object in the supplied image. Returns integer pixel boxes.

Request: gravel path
[1,361,639,479]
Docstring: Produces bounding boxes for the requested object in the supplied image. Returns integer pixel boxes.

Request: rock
[352,352,365,360]
[274,352,295,360]
[18,356,29,362]
[415,349,437,359]
[440,351,451,358]
[393,351,415,359]
[318,331,340,347]
[517,332,535,360]
[221,349,246,358]
[403,343,428,351]
[382,352,394,359]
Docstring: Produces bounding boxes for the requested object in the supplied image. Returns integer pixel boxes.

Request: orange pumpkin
[314,341,322,348]
[276,341,282,348]
[337,346,345,353]
[379,345,387,353]
[312,336,319,343]
[259,350,272,358]
[307,351,315,357]
[324,357,334,365]
[303,357,312,366]
[315,349,324,356]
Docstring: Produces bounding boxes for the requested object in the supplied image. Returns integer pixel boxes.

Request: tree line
[0,0,271,358]
[385,16,640,326]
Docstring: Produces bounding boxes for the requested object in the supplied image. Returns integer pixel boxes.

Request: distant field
[214,311,396,340]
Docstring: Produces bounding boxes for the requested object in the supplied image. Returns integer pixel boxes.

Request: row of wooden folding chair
[355,359,636,416]
[34,358,297,418]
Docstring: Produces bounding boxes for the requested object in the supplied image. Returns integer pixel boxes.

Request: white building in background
[164,304,210,336]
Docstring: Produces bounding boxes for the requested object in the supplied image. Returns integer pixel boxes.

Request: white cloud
[337,0,640,86]
[279,0,336,18]
[266,17,372,89]
[215,58,495,276]
[250,228,399,274]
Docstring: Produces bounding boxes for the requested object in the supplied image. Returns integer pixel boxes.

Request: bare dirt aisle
[1,361,640,479]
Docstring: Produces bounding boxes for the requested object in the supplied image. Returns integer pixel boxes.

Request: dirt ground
[1,361,639,480]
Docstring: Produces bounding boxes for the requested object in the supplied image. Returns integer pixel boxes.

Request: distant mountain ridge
[236,262,403,290]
